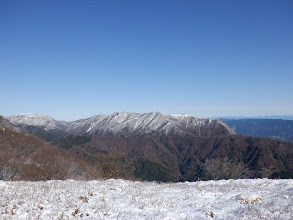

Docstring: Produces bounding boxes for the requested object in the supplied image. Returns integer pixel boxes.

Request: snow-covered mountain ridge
[7,112,235,136]
[7,113,65,131]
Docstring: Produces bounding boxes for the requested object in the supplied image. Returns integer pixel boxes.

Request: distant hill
[221,119,293,143]
[7,113,68,142]
[212,115,293,120]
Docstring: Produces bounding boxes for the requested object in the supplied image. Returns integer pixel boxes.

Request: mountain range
[211,115,293,120]
[3,112,293,181]
[7,112,235,137]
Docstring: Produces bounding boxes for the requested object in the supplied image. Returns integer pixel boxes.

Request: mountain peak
[7,113,64,130]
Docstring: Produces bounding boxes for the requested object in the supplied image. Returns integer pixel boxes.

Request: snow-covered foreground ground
[0,179,292,219]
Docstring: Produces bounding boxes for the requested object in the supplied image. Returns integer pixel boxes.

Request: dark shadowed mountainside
[54,133,293,182]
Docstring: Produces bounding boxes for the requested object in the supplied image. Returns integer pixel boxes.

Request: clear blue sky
[1,0,292,121]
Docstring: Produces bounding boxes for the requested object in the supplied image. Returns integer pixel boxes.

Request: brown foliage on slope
[0,126,101,181]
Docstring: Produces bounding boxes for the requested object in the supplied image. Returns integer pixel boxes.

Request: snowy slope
[66,114,109,134]
[7,113,65,131]
[0,178,292,219]
[66,111,236,136]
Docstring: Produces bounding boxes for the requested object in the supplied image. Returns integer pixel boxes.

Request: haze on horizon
[1,0,292,121]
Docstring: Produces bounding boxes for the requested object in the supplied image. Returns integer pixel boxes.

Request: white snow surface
[7,113,64,131]
[0,178,292,219]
